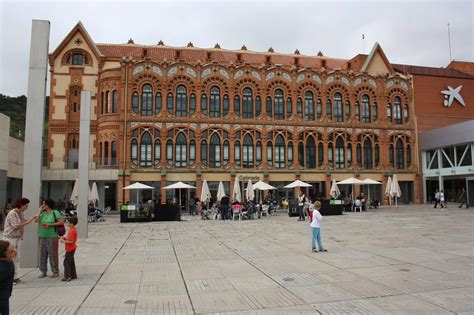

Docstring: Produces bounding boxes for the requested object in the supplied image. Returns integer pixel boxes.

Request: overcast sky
[0,0,472,96]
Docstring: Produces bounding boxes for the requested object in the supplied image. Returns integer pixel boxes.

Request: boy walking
[310,201,327,253]
[60,216,77,281]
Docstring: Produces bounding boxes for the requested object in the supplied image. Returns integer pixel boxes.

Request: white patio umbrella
[361,178,382,203]
[329,179,341,199]
[385,176,393,206]
[390,175,402,207]
[88,182,99,205]
[70,179,79,206]
[200,180,212,209]
[163,181,196,219]
[337,177,363,200]
[245,179,255,201]
[217,181,226,203]
[123,182,155,204]
[232,177,242,203]
[252,180,276,203]
[284,179,312,188]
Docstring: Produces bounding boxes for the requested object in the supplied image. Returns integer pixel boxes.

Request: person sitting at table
[356,193,367,211]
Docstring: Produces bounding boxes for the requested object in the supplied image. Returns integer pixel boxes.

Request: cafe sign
[238,174,262,181]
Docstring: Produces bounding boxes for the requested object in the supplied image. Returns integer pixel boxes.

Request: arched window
[209,133,221,167]
[286,97,292,118]
[71,53,85,65]
[99,142,102,164]
[297,97,303,119]
[189,93,196,114]
[112,90,118,113]
[175,133,187,167]
[223,94,229,115]
[210,86,221,118]
[201,140,208,165]
[298,142,304,167]
[275,135,285,168]
[362,94,370,123]
[372,102,378,122]
[363,138,373,169]
[140,132,152,166]
[154,139,161,165]
[132,92,139,114]
[176,85,187,117]
[242,88,253,118]
[189,140,196,165]
[243,134,254,168]
[166,140,173,165]
[234,95,240,117]
[404,104,409,124]
[387,103,392,122]
[111,141,117,165]
[106,91,110,113]
[317,98,322,119]
[375,144,380,167]
[305,91,315,120]
[167,92,173,114]
[334,93,343,122]
[326,99,332,120]
[104,141,109,165]
[266,96,272,118]
[201,93,208,114]
[406,144,411,167]
[267,141,273,166]
[256,141,262,165]
[101,92,104,114]
[394,97,402,124]
[131,139,138,165]
[223,140,230,165]
[345,100,351,121]
[274,89,284,119]
[306,136,316,168]
[389,144,394,168]
[355,101,360,121]
[347,143,352,167]
[357,143,362,167]
[234,140,241,165]
[328,143,334,167]
[255,96,261,116]
[396,139,404,169]
[141,84,153,116]
[287,142,293,166]
[155,92,162,114]
[335,137,345,169]
[318,142,324,167]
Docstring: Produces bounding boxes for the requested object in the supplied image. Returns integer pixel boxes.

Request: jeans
[311,227,324,251]
[298,206,305,220]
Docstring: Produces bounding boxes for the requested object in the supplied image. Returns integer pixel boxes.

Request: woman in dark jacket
[0,240,16,315]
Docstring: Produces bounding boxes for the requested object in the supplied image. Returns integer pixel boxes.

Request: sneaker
[320,249,328,252]
[50,273,59,278]
[312,249,318,253]
[61,277,71,282]
[38,273,47,278]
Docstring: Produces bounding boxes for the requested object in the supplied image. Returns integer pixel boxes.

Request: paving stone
[187,278,235,293]
[139,280,188,297]
[272,272,323,287]
[289,284,359,304]
[312,298,387,314]
[413,287,474,313]
[135,295,194,315]
[227,275,280,291]
[13,305,78,315]
[81,283,139,307]
[334,279,401,298]
[370,294,453,314]
[190,291,252,313]
[241,288,304,309]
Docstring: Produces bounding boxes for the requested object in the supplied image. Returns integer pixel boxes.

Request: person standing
[433,189,441,208]
[35,199,63,278]
[458,188,469,208]
[2,198,38,284]
[60,216,78,281]
[297,192,306,221]
[0,240,16,315]
[440,190,447,209]
[310,201,327,253]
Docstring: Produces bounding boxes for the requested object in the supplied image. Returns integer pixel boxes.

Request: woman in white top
[310,201,327,253]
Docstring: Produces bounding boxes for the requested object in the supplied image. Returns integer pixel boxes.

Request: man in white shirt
[310,201,327,253]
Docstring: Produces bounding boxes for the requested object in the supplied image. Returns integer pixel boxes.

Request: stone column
[76,91,91,238]
[20,20,50,268]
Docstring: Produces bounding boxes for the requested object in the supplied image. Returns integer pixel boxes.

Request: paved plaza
[10,204,474,314]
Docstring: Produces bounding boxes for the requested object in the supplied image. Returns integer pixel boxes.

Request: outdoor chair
[103,206,111,216]
[261,204,270,217]
[232,205,242,220]
[354,199,362,212]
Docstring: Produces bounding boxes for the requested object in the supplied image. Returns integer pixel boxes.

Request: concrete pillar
[77,91,91,238]
[20,20,50,268]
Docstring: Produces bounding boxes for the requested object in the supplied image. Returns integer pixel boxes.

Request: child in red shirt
[60,216,78,281]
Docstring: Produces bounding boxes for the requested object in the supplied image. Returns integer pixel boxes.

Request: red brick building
[43,22,420,209]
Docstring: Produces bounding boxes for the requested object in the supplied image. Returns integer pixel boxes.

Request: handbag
[53,210,66,236]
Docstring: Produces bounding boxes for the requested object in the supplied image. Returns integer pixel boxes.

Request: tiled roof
[95,44,347,70]
[392,63,474,79]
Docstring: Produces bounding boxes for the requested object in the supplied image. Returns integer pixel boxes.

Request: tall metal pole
[77,91,91,238]
[20,20,50,268]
